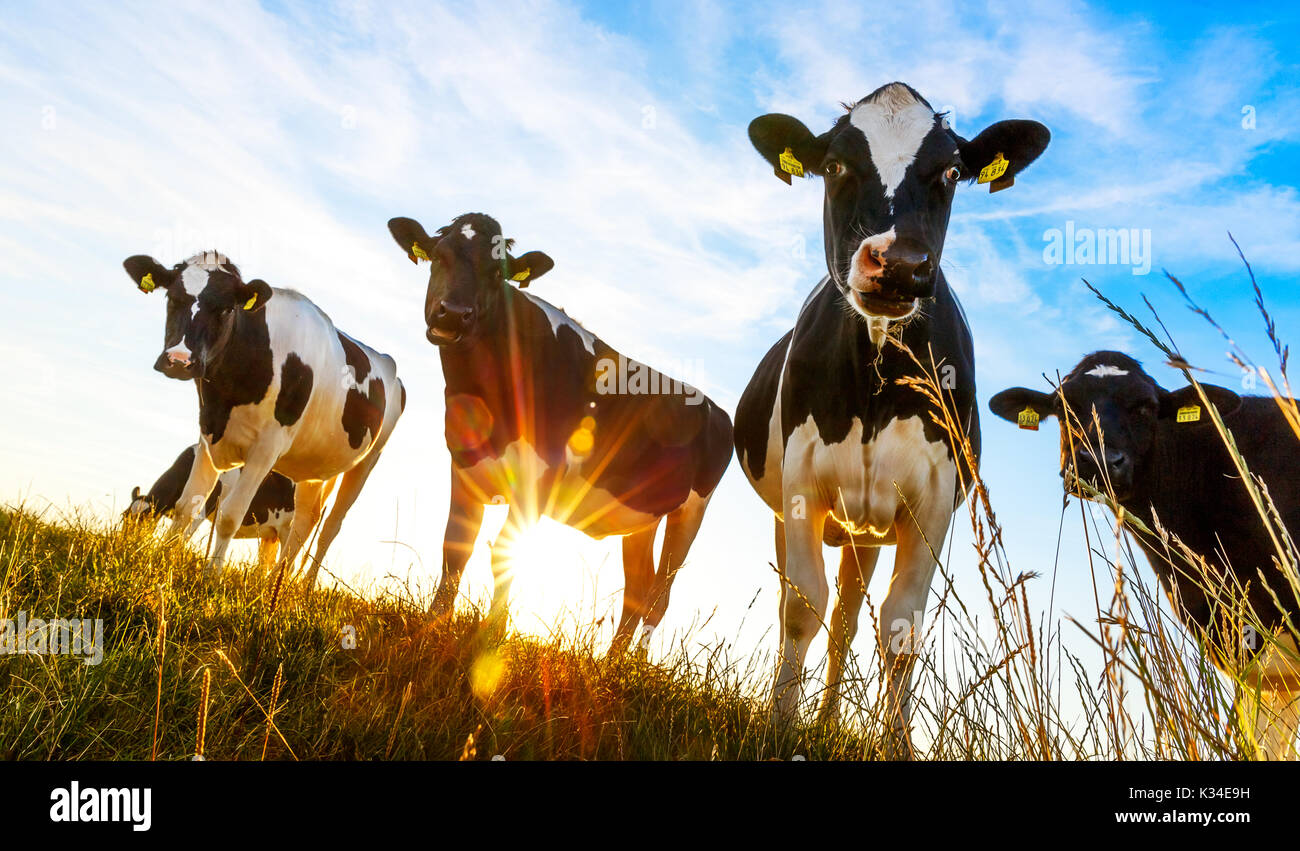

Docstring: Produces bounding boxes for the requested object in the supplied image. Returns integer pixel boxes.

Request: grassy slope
[0,507,868,761]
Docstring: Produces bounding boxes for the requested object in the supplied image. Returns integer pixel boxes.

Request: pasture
[4,274,1295,761]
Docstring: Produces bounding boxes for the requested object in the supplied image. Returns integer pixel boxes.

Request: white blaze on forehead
[1085,365,1130,378]
[177,251,234,297]
[461,223,476,241]
[848,86,938,199]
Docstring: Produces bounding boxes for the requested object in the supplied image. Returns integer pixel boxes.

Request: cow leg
[773,497,829,720]
[432,472,484,618]
[611,523,658,655]
[877,496,954,760]
[640,490,713,652]
[818,543,881,725]
[205,446,283,579]
[256,535,279,570]
[164,442,221,542]
[483,508,528,641]
[1239,689,1300,760]
[305,438,392,589]
[278,479,328,576]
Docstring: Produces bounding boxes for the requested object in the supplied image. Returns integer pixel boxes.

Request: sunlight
[489,511,620,641]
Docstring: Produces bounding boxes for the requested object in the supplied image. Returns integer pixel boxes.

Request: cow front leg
[772,493,829,721]
[818,543,881,725]
[877,498,953,760]
[205,446,283,579]
[432,472,484,619]
[164,442,220,542]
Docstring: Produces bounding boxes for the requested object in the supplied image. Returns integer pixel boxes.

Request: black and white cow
[990,350,1300,758]
[123,251,405,586]
[126,443,296,566]
[387,214,733,651]
[734,82,1050,750]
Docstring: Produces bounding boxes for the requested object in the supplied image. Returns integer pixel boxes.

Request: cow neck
[780,274,956,451]
[437,285,519,396]
[147,447,195,513]
[1120,418,1226,582]
[195,308,275,412]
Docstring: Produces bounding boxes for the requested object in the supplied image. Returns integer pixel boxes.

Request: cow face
[989,352,1242,501]
[123,251,270,380]
[123,485,159,520]
[124,252,242,378]
[388,214,554,346]
[750,82,1050,322]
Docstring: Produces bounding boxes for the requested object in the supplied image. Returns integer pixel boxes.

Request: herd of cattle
[120,82,1299,758]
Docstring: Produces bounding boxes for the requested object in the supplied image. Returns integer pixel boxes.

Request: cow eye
[943,165,961,183]
[824,160,844,177]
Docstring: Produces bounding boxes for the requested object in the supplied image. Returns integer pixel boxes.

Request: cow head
[989,351,1242,501]
[388,213,554,346]
[750,82,1049,324]
[123,485,160,520]
[123,251,271,380]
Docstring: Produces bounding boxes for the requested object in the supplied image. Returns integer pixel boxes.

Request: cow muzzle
[1064,447,1133,499]
[153,350,197,380]
[847,233,935,317]
[426,301,475,346]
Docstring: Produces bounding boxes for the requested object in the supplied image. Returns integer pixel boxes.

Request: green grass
[0,506,874,760]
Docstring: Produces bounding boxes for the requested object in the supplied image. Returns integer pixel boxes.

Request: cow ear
[388,217,437,265]
[989,387,1056,427]
[1158,384,1242,421]
[956,120,1051,190]
[748,114,831,185]
[235,279,273,312]
[124,255,173,293]
[506,251,554,288]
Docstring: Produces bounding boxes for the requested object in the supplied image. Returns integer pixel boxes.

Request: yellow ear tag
[511,268,530,282]
[978,152,1010,185]
[1017,407,1040,431]
[140,273,156,293]
[1176,405,1201,423]
[411,243,430,261]
[778,147,804,177]
[243,294,258,310]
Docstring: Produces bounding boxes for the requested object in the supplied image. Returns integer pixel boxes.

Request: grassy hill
[0,492,1288,761]
[0,506,875,760]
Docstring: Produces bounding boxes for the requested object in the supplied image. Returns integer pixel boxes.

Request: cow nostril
[911,259,932,286]
[435,304,447,318]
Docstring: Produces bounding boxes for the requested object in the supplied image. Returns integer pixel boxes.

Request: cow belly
[454,439,662,538]
[786,414,957,539]
[277,394,379,480]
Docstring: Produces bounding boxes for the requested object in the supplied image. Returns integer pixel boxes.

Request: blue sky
[1,0,1298,716]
